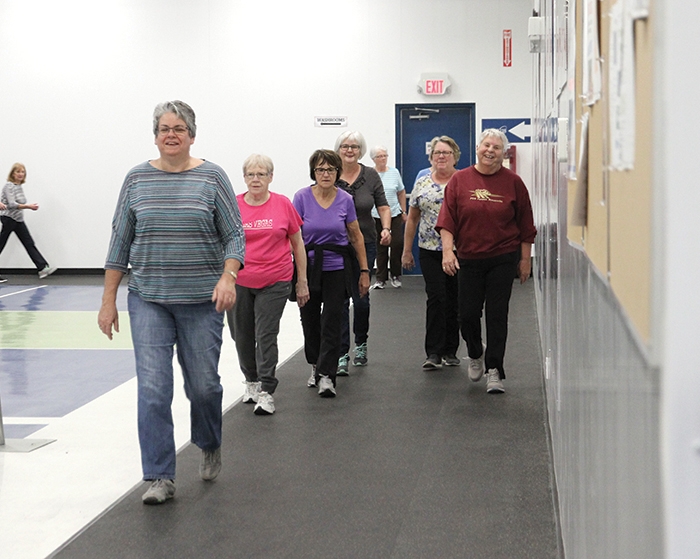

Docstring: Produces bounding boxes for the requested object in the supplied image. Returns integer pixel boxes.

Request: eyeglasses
[158,126,189,136]
[433,150,454,157]
[314,167,337,175]
[244,172,270,179]
[339,144,361,151]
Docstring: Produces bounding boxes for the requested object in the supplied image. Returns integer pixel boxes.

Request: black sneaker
[422,354,442,370]
[442,354,461,366]
[0,276,7,284]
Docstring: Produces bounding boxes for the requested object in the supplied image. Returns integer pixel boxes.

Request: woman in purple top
[293,150,370,398]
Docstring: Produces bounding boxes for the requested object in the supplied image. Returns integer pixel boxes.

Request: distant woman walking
[0,163,57,280]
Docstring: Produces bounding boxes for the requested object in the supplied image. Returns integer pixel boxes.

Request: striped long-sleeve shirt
[1,181,29,222]
[105,161,245,304]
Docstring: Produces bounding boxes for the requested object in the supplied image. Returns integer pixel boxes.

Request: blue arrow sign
[482,118,531,143]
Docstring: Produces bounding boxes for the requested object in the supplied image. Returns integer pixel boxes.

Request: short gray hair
[334,131,367,159]
[153,100,197,138]
[369,145,388,160]
[242,154,274,175]
[478,128,509,152]
[428,135,461,165]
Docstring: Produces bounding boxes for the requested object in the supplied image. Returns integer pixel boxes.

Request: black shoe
[0,276,7,284]
[422,354,442,370]
[442,354,461,366]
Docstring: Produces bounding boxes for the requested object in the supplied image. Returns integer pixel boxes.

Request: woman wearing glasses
[401,136,462,371]
[293,149,370,397]
[334,131,391,374]
[437,129,536,395]
[226,154,309,415]
[98,100,245,505]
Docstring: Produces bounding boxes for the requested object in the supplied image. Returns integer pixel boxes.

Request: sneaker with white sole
[422,354,442,370]
[390,276,402,288]
[142,479,175,504]
[468,356,485,382]
[38,266,57,279]
[243,381,261,403]
[200,447,222,480]
[372,280,386,290]
[352,342,368,366]
[442,354,460,366]
[318,375,336,397]
[254,391,275,415]
[0,276,7,284]
[337,353,349,376]
[307,365,317,387]
[486,369,505,394]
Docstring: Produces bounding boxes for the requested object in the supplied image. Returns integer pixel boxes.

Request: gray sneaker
[486,369,505,394]
[337,353,349,376]
[318,375,336,398]
[352,343,368,366]
[38,266,57,279]
[307,365,317,387]
[468,346,486,381]
[254,391,275,415]
[442,354,461,366]
[142,479,175,505]
[200,447,222,481]
[243,381,261,403]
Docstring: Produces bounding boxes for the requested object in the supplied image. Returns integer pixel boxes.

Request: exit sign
[419,73,451,96]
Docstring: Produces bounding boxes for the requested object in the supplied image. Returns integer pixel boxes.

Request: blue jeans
[128,292,224,480]
[340,241,377,354]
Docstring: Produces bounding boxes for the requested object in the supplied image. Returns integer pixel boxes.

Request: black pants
[419,248,460,358]
[0,216,49,271]
[374,215,404,281]
[458,251,519,379]
[300,270,347,384]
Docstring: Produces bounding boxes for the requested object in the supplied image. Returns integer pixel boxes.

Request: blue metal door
[395,103,476,274]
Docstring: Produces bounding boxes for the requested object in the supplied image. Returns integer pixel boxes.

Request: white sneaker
[254,391,275,415]
[38,266,57,279]
[390,276,402,288]
[486,369,505,394]
[307,365,317,387]
[318,375,336,398]
[468,354,485,382]
[243,381,261,403]
[371,280,386,290]
[142,479,175,504]
[200,447,222,480]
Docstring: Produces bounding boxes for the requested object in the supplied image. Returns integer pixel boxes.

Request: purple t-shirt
[292,186,357,271]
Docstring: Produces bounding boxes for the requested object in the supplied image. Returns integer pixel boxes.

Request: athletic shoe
[200,447,222,480]
[38,266,57,279]
[243,381,261,403]
[337,353,349,376]
[442,354,461,366]
[486,369,505,394]
[0,276,7,284]
[307,365,317,387]
[422,354,442,370]
[352,342,368,366]
[390,276,402,288]
[468,345,486,381]
[254,392,275,415]
[142,479,175,504]
[372,280,386,290]
[318,375,336,398]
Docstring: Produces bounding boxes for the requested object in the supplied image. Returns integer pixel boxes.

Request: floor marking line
[0,285,48,299]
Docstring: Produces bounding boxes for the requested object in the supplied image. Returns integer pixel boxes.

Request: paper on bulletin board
[582,0,602,106]
[571,112,589,227]
[609,0,635,171]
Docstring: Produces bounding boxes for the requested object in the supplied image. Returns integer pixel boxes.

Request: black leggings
[0,216,49,271]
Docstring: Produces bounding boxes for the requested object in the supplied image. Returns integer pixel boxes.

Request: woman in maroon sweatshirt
[436,129,536,394]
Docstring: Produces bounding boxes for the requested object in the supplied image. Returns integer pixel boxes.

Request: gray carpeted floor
[51,276,561,559]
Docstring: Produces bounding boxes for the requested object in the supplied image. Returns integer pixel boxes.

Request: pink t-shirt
[237,191,303,289]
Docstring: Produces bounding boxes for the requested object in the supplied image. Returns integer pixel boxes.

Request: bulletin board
[568,0,653,343]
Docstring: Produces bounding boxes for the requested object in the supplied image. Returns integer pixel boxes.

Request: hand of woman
[380,228,391,246]
[401,250,415,270]
[518,257,531,283]
[98,302,120,340]
[359,272,370,297]
[212,273,237,312]
[296,279,310,308]
[442,252,459,276]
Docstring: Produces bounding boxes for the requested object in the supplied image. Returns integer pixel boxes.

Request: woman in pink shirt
[226,154,309,415]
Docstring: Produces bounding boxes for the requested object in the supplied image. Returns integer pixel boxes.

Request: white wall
[0,0,533,269]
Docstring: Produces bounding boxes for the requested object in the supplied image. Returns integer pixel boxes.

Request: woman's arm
[398,189,407,223]
[401,206,421,270]
[439,229,459,276]
[377,205,392,246]
[289,229,310,307]
[212,258,243,313]
[98,269,125,340]
[518,242,532,283]
[347,220,369,297]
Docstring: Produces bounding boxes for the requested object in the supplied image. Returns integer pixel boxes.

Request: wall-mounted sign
[314,116,347,128]
[503,30,513,67]
[482,118,531,143]
[417,73,451,96]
